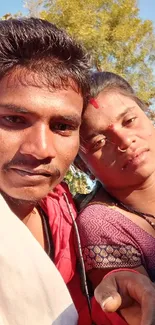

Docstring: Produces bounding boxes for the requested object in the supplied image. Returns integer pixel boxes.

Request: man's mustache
[3,158,61,179]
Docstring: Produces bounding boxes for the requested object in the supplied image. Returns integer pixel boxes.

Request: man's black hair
[0,17,90,107]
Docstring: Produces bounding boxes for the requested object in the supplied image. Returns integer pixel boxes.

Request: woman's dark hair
[89,71,147,111]
[90,71,133,97]
[0,17,90,108]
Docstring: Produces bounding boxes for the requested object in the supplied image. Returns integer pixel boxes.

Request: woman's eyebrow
[116,106,135,121]
[81,131,98,143]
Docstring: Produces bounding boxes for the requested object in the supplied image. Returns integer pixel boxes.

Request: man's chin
[0,172,64,203]
[0,186,54,204]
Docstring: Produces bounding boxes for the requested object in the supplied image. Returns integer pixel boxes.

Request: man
[0,16,88,325]
[0,17,155,325]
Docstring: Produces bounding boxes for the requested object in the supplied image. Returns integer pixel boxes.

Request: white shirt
[0,195,78,325]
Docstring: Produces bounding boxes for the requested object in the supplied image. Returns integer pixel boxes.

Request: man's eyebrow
[0,104,82,125]
[52,114,81,126]
[0,103,29,114]
[116,106,136,121]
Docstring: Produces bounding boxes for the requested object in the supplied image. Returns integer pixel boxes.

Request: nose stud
[117,146,127,153]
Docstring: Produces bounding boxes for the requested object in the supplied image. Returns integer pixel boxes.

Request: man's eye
[54,124,69,131]
[2,116,26,124]
[0,115,28,130]
[51,123,75,135]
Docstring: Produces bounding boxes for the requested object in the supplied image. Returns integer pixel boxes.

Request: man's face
[0,71,83,201]
[80,91,155,190]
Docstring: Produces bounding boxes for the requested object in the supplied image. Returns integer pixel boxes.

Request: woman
[41,182,155,325]
[75,71,155,294]
[41,73,155,325]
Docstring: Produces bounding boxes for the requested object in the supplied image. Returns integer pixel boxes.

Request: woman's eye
[91,137,106,151]
[123,117,137,126]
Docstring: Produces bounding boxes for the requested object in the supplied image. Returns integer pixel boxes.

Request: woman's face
[79,90,155,190]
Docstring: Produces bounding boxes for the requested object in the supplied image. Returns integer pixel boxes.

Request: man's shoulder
[42,182,77,219]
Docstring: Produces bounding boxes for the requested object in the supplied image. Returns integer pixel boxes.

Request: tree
[24,0,43,17]
[0,12,23,20]
[26,0,155,107]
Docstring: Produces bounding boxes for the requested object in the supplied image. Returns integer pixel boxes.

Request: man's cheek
[69,139,80,156]
[63,150,77,169]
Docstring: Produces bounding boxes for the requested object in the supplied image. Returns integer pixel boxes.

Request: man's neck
[1,193,47,251]
[1,192,37,222]
[107,174,155,215]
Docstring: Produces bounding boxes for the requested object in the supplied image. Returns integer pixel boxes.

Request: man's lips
[122,148,149,170]
[9,167,55,177]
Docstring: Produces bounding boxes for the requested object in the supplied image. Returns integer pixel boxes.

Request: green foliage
[64,167,91,196]
[24,0,43,17]
[0,11,23,20]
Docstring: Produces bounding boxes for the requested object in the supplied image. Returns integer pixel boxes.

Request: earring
[117,146,127,153]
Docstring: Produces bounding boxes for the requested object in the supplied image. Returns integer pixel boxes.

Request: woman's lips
[122,148,149,170]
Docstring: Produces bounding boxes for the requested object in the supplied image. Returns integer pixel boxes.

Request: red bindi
[89,98,99,109]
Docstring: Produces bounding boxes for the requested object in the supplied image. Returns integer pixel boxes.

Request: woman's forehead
[84,91,138,121]
[95,91,137,109]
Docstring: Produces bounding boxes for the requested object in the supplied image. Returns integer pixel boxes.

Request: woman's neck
[106,175,155,215]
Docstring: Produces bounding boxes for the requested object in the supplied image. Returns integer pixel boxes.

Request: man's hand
[94,271,155,325]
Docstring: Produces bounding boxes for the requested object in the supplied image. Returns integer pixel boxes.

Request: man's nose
[19,124,56,160]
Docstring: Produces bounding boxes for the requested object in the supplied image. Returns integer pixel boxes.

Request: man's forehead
[0,71,83,102]
[0,68,82,97]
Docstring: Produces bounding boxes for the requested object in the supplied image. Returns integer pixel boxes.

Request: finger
[94,276,122,312]
[101,293,122,312]
[94,271,144,312]
[141,296,155,325]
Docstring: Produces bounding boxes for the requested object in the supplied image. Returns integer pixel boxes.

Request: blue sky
[138,0,155,22]
[0,0,27,16]
[0,0,155,23]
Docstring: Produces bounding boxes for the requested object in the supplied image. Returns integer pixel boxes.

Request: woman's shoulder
[74,182,116,213]
[74,181,101,211]
[77,186,120,221]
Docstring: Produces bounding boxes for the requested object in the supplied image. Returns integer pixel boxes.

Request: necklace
[115,199,155,229]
